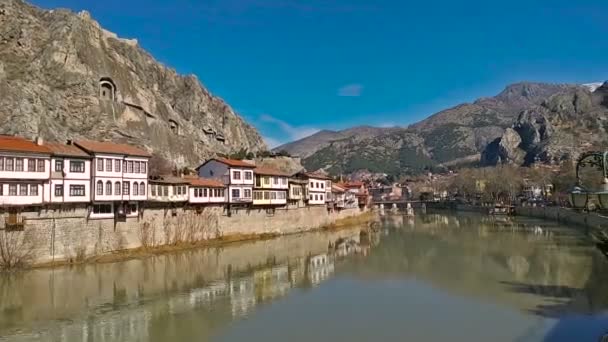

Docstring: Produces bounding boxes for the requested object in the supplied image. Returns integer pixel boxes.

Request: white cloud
[337,83,363,97]
[260,114,320,142]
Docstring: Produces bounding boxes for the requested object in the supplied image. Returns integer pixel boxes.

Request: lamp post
[570,151,608,210]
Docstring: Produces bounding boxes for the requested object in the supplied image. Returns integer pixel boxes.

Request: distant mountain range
[275,81,608,176]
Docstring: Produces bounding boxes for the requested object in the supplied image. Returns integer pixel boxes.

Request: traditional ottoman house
[188,177,226,205]
[74,140,150,219]
[331,184,346,210]
[296,172,331,206]
[252,167,289,207]
[343,181,369,209]
[147,175,189,208]
[45,142,92,206]
[196,158,254,206]
[288,176,307,209]
[0,135,51,229]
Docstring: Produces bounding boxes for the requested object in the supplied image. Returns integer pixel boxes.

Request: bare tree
[0,230,35,270]
[148,152,175,177]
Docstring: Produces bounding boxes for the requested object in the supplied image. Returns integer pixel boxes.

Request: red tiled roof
[300,171,331,180]
[254,166,290,177]
[44,142,90,158]
[74,140,151,157]
[149,175,190,184]
[188,177,225,188]
[0,135,51,154]
[344,181,364,188]
[216,158,255,168]
[331,185,346,193]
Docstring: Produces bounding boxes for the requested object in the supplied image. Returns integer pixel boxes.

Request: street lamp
[571,151,608,210]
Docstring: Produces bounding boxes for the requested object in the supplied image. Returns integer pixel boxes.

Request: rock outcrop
[0,0,266,167]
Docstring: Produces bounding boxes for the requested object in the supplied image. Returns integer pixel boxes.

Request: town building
[73,140,150,219]
[343,181,369,208]
[196,158,255,205]
[288,177,307,208]
[148,175,189,205]
[45,142,92,205]
[296,172,331,206]
[252,167,289,206]
[188,178,226,205]
[0,135,51,212]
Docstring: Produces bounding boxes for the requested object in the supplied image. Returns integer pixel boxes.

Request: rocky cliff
[0,0,266,167]
[291,82,586,176]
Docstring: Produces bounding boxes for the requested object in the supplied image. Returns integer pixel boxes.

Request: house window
[123,160,127,172]
[115,182,121,196]
[30,184,38,196]
[134,161,140,173]
[123,182,130,195]
[15,158,23,172]
[320,182,324,189]
[96,181,103,196]
[106,159,112,172]
[5,158,13,171]
[204,188,208,197]
[93,204,113,214]
[163,186,169,197]
[70,161,85,173]
[151,185,156,197]
[55,185,63,197]
[140,182,146,196]
[115,159,121,172]
[233,171,241,180]
[9,184,17,196]
[281,178,287,185]
[133,182,139,196]
[55,160,63,172]
[37,159,45,172]
[19,184,28,196]
[244,171,253,180]
[174,185,179,195]
[263,191,270,200]
[97,158,104,172]
[28,159,35,172]
[127,161,133,173]
[320,194,324,201]
[219,189,225,197]
[0,184,3,196]
[0,158,4,171]
[193,188,199,198]
[128,203,138,215]
[263,177,269,185]
[232,189,240,199]
[244,189,251,198]
[106,181,112,196]
[271,191,277,200]
[141,162,147,174]
[273,177,279,185]
[70,185,86,197]
[279,192,286,199]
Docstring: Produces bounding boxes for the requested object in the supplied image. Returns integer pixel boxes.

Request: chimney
[35,136,43,146]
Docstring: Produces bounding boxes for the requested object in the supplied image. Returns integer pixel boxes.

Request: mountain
[0,0,266,167]
[292,82,604,176]
[274,125,399,158]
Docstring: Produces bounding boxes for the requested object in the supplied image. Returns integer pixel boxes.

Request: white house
[45,142,92,204]
[188,177,226,204]
[196,158,254,205]
[74,140,150,219]
[252,167,289,206]
[0,135,51,209]
[297,172,331,206]
[148,176,189,204]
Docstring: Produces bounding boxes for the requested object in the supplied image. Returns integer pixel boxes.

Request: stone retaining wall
[0,205,366,266]
[514,206,608,238]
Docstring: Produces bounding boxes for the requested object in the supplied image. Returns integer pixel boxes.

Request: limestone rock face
[480,128,525,165]
[0,0,266,167]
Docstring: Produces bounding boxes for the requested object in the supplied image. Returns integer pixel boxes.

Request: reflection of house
[196,158,255,205]
[308,253,335,286]
[253,265,291,301]
[229,276,256,318]
[189,281,228,306]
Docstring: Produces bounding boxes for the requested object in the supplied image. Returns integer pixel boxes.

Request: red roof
[74,140,151,157]
[0,135,51,154]
[216,158,255,168]
[189,177,225,188]
[344,181,364,188]
[44,142,90,158]
[331,185,346,193]
[300,171,331,180]
[254,166,290,177]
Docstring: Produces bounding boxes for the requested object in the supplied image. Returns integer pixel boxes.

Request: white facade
[189,186,226,204]
[306,177,329,205]
[228,168,254,203]
[253,171,289,206]
[148,183,189,202]
[48,157,91,203]
[91,154,149,202]
[0,153,50,206]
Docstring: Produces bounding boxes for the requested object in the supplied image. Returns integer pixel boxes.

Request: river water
[1,212,607,342]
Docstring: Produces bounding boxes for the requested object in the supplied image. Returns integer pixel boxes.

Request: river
[1,212,607,341]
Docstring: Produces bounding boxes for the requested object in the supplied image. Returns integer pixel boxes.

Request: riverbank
[1,206,370,270]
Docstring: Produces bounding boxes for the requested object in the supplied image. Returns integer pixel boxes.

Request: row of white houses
[0,136,365,224]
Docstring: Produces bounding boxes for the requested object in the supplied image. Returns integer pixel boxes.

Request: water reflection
[1,213,607,341]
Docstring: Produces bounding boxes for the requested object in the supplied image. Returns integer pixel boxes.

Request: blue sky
[32,0,608,147]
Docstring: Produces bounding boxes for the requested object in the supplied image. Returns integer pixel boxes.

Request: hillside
[0,0,266,167]
[294,82,607,176]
